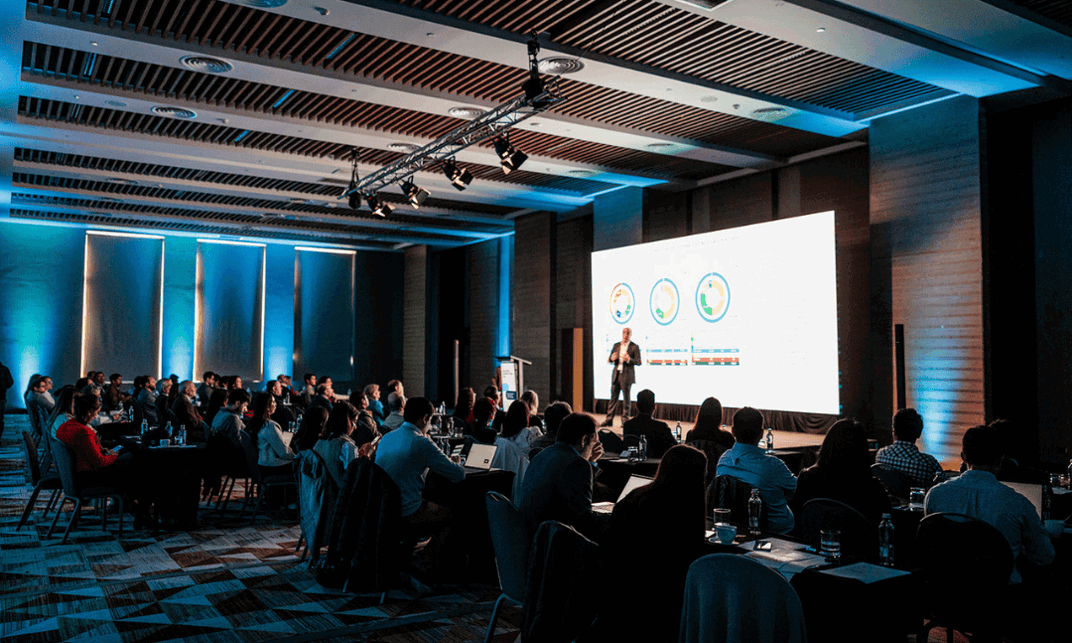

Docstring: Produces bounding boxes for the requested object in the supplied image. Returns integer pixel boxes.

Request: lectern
[496,355,532,402]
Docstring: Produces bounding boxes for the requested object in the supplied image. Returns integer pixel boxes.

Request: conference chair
[707,474,755,526]
[240,431,296,520]
[916,512,1014,643]
[598,429,623,454]
[871,463,912,502]
[46,437,125,544]
[484,492,531,643]
[680,554,806,643]
[686,438,727,486]
[799,498,879,562]
[522,520,602,643]
[17,430,63,531]
[296,449,337,566]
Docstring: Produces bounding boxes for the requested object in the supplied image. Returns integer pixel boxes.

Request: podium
[496,355,532,402]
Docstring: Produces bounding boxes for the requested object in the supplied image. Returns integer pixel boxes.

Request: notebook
[465,443,498,471]
[592,474,654,513]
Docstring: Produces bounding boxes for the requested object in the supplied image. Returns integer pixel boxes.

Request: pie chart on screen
[609,282,635,323]
[650,278,680,325]
[696,272,730,322]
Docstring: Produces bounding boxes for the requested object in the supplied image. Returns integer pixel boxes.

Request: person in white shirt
[248,392,295,477]
[314,401,360,488]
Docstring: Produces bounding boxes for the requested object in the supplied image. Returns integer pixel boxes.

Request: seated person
[294,406,329,453]
[171,380,210,441]
[500,400,539,456]
[314,401,361,488]
[716,407,797,535]
[204,388,229,426]
[198,371,217,408]
[346,391,379,446]
[875,408,948,488]
[136,376,159,425]
[375,397,465,578]
[268,379,296,429]
[686,396,735,448]
[621,388,676,459]
[518,412,609,541]
[307,383,334,413]
[382,392,406,432]
[155,378,173,425]
[520,389,543,428]
[600,444,708,642]
[247,393,295,480]
[483,385,506,430]
[27,375,55,416]
[209,388,250,450]
[364,383,385,424]
[925,425,1054,585]
[791,418,890,525]
[467,396,499,445]
[47,385,80,440]
[451,387,476,436]
[102,373,128,413]
[300,373,317,407]
[531,401,571,451]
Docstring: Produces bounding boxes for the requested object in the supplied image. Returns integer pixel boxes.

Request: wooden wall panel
[870,95,985,464]
[403,245,427,398]
[513,212,555,404]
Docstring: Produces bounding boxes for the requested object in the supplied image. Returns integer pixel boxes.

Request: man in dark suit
[172,380,210,441]
[518,412,609,541]
[622,389,676,459]
[602,327,641,427]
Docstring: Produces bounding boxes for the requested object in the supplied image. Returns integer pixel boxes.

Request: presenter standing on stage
[602,327,642,427]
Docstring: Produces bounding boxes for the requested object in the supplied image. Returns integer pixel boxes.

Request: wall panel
[196,241,265,382]
[513,213,554,404]
[294,248,354,386]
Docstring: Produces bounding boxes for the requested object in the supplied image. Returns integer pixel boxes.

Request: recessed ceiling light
[74,95,81,100]
[752,107,787,116]
[388,142,420,153]
[646,142,673,149]
[448,106,487,119]
[151,106,197,119]
[180,55,234,74]
[567,169,596,177]
[537,57,585,75]
[529,121,541,127]
[106,100,127,107]
[700,96,719,103]
[90,41,98,46]
[238,0,288,8]
[816,27,826,33]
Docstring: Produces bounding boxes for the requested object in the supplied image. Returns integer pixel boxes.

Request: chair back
[916,512,1013,634]
[799,498,878,561]
[297,449,337,564]
[167,408,182,433]
[241,429,264,483]
[871,463,912,500]
[522,520,602,643]
[680,554,806,643]
[49,437,82,498]
[21,430,44,485]
[707,474,754,526]
[622,434,640,450]
[687,438,727,485]
[486,491,531,603]
[598,429,623,454]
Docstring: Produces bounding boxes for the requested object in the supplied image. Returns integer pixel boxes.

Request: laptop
[464,443,499,472]
[1001,481,1044,519]
[593,474,654,514]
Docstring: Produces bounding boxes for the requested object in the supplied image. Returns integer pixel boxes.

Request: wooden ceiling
[4,0,1071,250]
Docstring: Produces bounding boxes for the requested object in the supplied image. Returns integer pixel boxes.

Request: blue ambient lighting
[324,34,356,61]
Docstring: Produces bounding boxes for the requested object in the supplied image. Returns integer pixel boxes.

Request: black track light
[348,190,362,211]
[365,193,393,218]
[442,159,473,191]
[494,137,528,174]
[400,180,429,208]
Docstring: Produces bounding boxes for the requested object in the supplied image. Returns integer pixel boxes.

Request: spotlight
[442,159,473,191]
[494,137,528,174]
[365,193,393,217]
[400,180,430,208]
[348,191,362,211]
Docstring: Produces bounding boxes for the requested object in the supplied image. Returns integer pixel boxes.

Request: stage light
[494,137,528,174]
[365,193,393,217]
[400,180,430,208]
[348,191,362,210]
[442,159,473,191]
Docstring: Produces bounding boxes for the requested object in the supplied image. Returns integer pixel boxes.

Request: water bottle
[765,427,774,453]
[675,421,682,442]
[748,489,762,536]
[165,421,173,437]
[288,421,296,433]
[176,425,185,446]
[1042,483,1051,521]
[878,513,895,567]
[140,419,148,438]
[639,435,648,459]
[1066,458,1072,489]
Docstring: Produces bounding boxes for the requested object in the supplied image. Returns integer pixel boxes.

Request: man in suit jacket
[622,389,677,459]
[602,327,641,426]
[518,412,609,542]
[172,380,210,441]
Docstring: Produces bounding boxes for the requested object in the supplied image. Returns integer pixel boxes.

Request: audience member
[375,396,464,580]
[520,390,543,428]
[792,419,890,525]
[136,376,159,425]
[875,408,948,488]
[247,392,295,480]
[171,380,210,441]
[46,385,80,439]
[204,388,229,425]
[155,378,173,424]
[382,392,406,432]
[600,444,708,642]
[26,375,55,415]
[347,391,379,445]
[452,387,476,435]
[518,412,608,541]
[621,389,676,458]
[499,400,539,456]
[294,406,329,453]
[314,401,361,488]
[229,375,242,391]
[925,425,1054,585]
[276,374,292,397]
[386,379,404,400]
[301,373,317,406]
[308,383,334,413]
[364,383,385,423]
[482,385,506,430]
[102,373,127,412]
[210,388,250,449]
[198,371,217,407]
[467,397,499,444]
[531,401,571,450]
[268,380,296,428]
[320,377,335,399]
[716,407,797,535]
[687,397,734,448]
[990,419,1048,484]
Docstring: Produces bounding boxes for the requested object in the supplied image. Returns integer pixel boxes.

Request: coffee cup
[715,524,737,544]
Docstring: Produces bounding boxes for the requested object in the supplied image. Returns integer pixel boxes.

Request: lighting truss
[339,37,566,203]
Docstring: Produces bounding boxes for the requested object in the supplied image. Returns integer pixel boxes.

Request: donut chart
[649,278,680,325]
[695,272,731,323]
[608,282,635,324]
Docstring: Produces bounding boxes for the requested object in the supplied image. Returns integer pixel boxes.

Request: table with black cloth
[423,468,514,582]
[116,437,206,529]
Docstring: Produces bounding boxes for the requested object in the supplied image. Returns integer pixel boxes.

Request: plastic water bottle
[140,419,148,438]
[748,489,762,536]
[675,421,682,442]
[638,435,648,459]
[765,427,774,453]
[288,421,297,433]
[165,421,173,437]
[176,425,186,446]
[879,513,895,567]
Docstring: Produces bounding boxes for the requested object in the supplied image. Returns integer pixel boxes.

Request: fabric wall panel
[196,241,265,383]
[294,249,354,385]
[82,233,164,378]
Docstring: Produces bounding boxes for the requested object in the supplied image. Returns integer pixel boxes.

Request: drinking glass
[820,529,841,562]
[712,508,732,526]
[909,487,926,511]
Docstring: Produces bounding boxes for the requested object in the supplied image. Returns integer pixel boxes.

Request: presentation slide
[591,211,840,415]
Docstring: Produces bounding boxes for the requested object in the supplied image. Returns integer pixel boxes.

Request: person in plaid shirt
[875,408,949,487]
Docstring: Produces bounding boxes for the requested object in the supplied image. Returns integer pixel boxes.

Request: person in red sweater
[56,393,132,489]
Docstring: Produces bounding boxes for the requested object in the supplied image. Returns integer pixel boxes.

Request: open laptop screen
[1001,481,1043,519]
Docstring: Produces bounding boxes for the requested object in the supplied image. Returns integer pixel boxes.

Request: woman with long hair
[792,418,890,524]
[500,400,539,455]
[453,386,476,433]
[347,391,379,446]
[293,407,328,453]
[47,385,80,439]
[314,401,360,487]
[247,392,294,479]
[600,444,709,641]
[687,397,734,447]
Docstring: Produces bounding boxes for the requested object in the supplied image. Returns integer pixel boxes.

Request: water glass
[712,508,732,526]
[909,487,926,511]
[820,529,841,562]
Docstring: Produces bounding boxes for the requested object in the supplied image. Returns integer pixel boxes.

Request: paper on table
[819,562,911,584]
[744,537,826,581]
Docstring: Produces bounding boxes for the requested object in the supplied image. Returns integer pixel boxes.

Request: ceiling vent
[448,106,487,120]
[388,142,420,153]
[151,106,197,119]
[537,57,585,75]
[675,0,737,10]
[180,56,234,74]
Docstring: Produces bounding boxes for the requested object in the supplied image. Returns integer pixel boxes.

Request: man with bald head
[602,327,641,427]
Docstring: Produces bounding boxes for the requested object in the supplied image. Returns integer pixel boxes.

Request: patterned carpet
[0,415,522,643]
